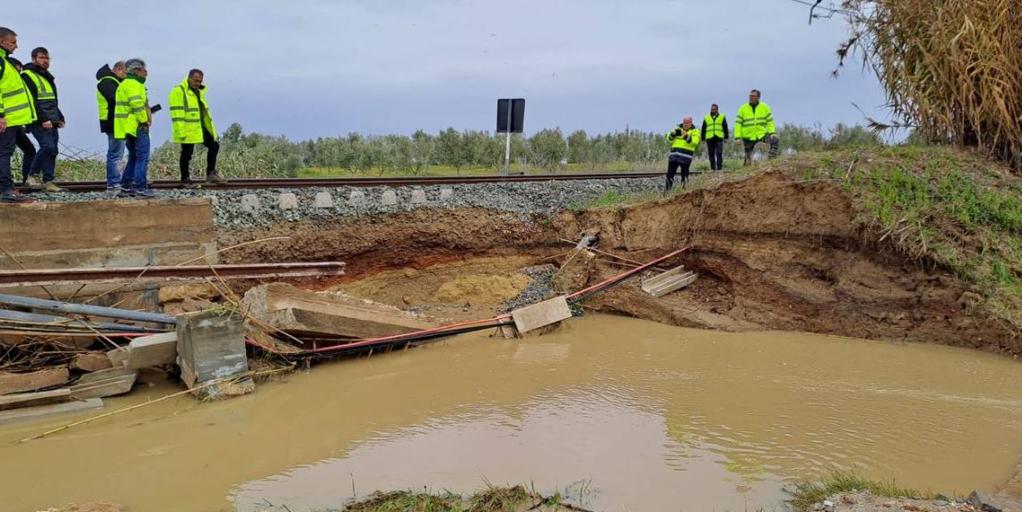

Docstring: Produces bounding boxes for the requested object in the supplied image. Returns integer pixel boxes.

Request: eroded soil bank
[219,172,1020,355]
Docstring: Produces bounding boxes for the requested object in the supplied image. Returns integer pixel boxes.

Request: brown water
[3,315,1022,511]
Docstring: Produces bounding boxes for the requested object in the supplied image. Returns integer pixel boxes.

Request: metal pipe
[0,309,167,333]
[0,293,176,325]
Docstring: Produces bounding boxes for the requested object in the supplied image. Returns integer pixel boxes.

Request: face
[710,105,719,115]
[33,52,49,70]
[0,35,16,54]
[188,73,204,88]
[136,67,148,78]
[113,66,127,79]
[749,91,760,104]
[682,117,693,129]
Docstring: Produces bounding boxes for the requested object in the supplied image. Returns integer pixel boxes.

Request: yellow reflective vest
[667,126,701,153]
[734,102,775,141]
[114,77,149,139]
[96,75,119,121]
[703,113,726,140]
[0,49,37,127]
[169,79,217,144]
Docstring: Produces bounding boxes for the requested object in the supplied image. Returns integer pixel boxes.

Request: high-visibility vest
[113,77,149,139]
[169,79,218,144]
[734,102,775,141]
[96,75,119,121]
[20,69,56,101]
[666,126,701,152]
[703,113,726,139]
[0,49,37,127]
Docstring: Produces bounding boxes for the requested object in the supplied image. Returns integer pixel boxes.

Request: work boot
[41,182,64,193]
[117,189,134,199]
[0,190,33,203]
[182,181,202,190]
[24,175,42,189]
[134,188,156,199]
[205,173,227,185]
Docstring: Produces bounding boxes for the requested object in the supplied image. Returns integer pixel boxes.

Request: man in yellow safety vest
[170,69,223,187]
[665,116,701,192]
[96,60,126,192]
[21,47,65,192]
[701,103,729,171]
[734,89,779,166]
[113,58,154,198]
[0,27,36,202]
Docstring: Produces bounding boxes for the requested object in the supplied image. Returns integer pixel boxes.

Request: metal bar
[0,262,345,286]
[0,309,167,333]
[0,293,176,325]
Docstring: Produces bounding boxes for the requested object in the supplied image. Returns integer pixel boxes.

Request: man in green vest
[7,57,36,186]
[21,47,65,192]
[96,61,126,192]
[700,103,729,171]
[734,89,779,166]
[0,27,36,203]
[170,69,223,187]
[665,116,701,192]
[114,58,154,198]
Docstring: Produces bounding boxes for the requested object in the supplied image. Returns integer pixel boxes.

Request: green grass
[788,472,935,512]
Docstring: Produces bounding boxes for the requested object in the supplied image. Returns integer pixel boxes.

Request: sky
[6,0,885,153]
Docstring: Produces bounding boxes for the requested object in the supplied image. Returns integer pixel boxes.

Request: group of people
[664,89,778,191]
[0,26,223,203]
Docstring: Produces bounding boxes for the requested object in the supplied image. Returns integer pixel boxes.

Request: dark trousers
[742,136,779,165]
[0,127,17,192]
[179,128,220,182]
[15,129,35,183]
[28,124,58,182]
[666,156,692,192]
[706,138,724,170]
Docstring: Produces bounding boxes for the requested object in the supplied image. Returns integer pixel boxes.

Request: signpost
[497,98,525,175]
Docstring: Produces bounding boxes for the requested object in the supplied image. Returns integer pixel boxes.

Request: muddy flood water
[3,315,1022,511]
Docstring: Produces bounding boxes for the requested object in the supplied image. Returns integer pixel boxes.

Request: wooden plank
[0,388,71,410]
[0,367,70,395]
[0,398,102,425]
[641,265,688,293]
[512,296,573,334]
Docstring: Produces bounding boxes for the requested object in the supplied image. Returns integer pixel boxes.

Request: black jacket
[96,65,121,134]
[700,114,729,141]
[21,63,63,125]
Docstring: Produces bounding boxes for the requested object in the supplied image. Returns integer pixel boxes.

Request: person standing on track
[7,57,36,185]
[0,27,36,203]
[170,69,223,188]
[96,60,126,194]
[21,47,65,192]
[114,58,154,198]
[701,103,729,171]
[665,116,701,192]
[734,89,778,166]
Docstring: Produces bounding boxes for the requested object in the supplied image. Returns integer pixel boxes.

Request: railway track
[38,172,662,192]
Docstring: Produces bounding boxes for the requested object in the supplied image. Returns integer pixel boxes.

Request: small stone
[439,187,454,201]
[240,194,260,213]
[278,192,299,210]
[410,188,427,204]
[313,191,333,208]
[966,490,1002,512]
[348,190,366,205]
[842,495,857,505]
[381,189,398,206]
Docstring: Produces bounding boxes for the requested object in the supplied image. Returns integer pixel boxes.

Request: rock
[71,352,113,372]
[967,490,1003,512]
[381,189,398,206]
[313,191,333,208]
[240,193,260,213]
[278,192,299,210]
[158,283,221,303]
[841,494,857,505]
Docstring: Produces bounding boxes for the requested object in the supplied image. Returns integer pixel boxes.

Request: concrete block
[410,189,427,205]
[511,296,573,334]
[0,388,70,410]
[278,192,299,210]
[349,190,366,205]
[313,191,333,208]
[127,332,178,369]
[0,367,69,395]
[240,194,260,213]
[71,353,113,372]
[381,189,398,206]
[176,311,248,391]
[107,347,129,367]
[439,188,454,201]
[70,367,137,399]
[0,398,102,425]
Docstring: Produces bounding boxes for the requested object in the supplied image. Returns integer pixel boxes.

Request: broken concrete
[0,367,70,395]
[511,296,573,334]
[70,367,137,399]
[243,283,436,338]
[71,353,114,373]
[641,265,697,298]
[0,388,70,411]
[0,398,102,425]
[176,310,249,396]
[126,332,178,369]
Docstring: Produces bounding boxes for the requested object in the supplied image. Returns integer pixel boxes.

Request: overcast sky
[7,0,884,152]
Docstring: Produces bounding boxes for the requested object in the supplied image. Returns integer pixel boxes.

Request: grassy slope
[576,146,1022,331]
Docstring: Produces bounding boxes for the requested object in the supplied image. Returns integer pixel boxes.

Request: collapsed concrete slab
[176,310,250,400]
[511,296,573,334]
[0,367,70,395]
[126,332,178,369]
[243,283,437,339]
[70,367,137,399]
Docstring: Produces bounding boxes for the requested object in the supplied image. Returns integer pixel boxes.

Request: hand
[0,117,6,134]
[42,120,53,129]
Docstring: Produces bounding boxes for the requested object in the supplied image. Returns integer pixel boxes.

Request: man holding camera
[665,116,701,192]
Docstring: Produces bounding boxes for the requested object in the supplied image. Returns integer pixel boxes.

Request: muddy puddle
[3,315,1022,511]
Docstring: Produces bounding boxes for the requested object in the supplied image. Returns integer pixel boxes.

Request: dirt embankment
[219,172,1019,355]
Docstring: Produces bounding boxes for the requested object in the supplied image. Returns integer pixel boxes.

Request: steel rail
[0,262,346,286]
[38,172,662,193]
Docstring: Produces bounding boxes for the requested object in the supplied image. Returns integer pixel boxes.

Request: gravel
[34,177,662,229]
[501,264,558,313]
